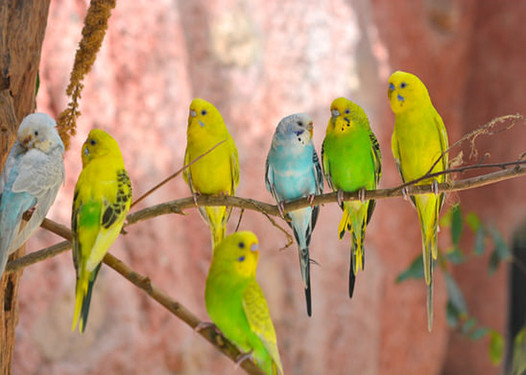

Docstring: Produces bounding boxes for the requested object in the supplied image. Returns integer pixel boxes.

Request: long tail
[339,202,369,298]
[72,263,101,333]
[200,206,231,249]
[298,246,312,316]
[415,194,441,331]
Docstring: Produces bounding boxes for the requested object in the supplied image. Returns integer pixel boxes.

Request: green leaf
[446,246,465,264]
[488,225,511,260]
[451,204,463,246]
[444,271,468,315]
[396,255,425,283]
[440,206,452,228]
[470,327,490,340]
[489,330,505,366]
[488,250,500,275]
[473,226,486,255]
[465,212,481,232]
[512,327,526,375]
[446,301,460,327]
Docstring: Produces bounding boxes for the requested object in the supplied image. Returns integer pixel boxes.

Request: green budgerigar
[321,97,382,298]
[388,70,449,331]
[205,231,283,375]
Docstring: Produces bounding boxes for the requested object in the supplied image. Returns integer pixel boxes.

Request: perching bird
[388,70,449,331]
[205,231,283,375]
[265,113,323,316]
[321,97,382,298]
[71,129,132,333]
[183,98,239,249]
[0,113,65,277]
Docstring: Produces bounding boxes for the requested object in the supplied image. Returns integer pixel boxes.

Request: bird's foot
[337,190,344,206]
[401,186,410,201]
[234,350,254,369]
[277,201,286,218]
[358,188,366,203]
[431,180,439,196]
[307,194,315,207]
[194,321,216,333]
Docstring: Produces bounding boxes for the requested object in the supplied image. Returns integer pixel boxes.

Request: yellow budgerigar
[183,98,239,249]
[388,70,449,331]
[205,231,283,375]
[71,129,132,333]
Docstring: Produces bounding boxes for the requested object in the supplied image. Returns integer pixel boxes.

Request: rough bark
[0,1,51,373]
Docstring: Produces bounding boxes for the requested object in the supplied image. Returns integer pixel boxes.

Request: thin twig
[131,140,226,208]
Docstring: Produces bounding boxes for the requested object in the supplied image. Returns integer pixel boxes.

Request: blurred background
[12,0,526,374]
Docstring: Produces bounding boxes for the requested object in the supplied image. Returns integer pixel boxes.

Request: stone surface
[10,0,526,374]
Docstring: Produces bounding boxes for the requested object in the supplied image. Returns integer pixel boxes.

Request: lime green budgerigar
[321,97,382,298]
[183,98,239,249]
[388,70,449,331]
[71,129,132,333]
[205,231,283,375]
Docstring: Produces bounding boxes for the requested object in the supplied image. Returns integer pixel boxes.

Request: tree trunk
[0,1,51,373]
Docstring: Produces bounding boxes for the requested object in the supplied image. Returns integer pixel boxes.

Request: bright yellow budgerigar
[183,98,239,248]
[388,70,449,331]
[205,231,283,375]
[71,129,132,333]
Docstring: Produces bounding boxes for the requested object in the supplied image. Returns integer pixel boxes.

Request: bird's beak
[189,110,197,118]
[250,243,259,252]
[84,146,89,156]
[331,109,340,118]
[308,121,313,138]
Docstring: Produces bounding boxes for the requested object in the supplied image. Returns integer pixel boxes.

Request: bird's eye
[238,256,245,262]
[297,121,303,127]
[90,139,96,146]
[238,241,245,248]
[344,109,350,114]
[400,82,407,89]
[34,131,39,136]
[201,109,207,116]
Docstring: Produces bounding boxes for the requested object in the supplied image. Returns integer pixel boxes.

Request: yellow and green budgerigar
[71,129,132,333]
[321,97,382,298]
[388,70,449,331]
[205,231,283,375]
[183,98,239,249]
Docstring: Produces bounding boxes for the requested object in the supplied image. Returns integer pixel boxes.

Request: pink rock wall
[11,1,526,374]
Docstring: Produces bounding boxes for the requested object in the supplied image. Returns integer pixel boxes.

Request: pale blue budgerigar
[0,113,65,276]
[265,113,323,316]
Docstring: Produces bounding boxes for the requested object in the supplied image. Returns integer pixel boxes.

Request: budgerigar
[321,97,382,298]
[183,98,239,249]
[388,70,449,331]
[265,113,323,316]
[205,231,283,375]
[0,113,65,277]
[72,129,132,333]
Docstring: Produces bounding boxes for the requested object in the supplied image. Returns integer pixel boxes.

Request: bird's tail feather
[298,246,312,316]
[202,206,230,249]
[72,264,101,333]
[427,277,434,332]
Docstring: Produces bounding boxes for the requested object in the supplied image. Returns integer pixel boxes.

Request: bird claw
[234,349,254,369]
[337,190,344,206]
[431,180,439,196]
[277,201,286,218]
[194,321,216,333]
[192,192,200,206]
[401,186,410,201]
[307,194,315,207]
[358,188,366,203]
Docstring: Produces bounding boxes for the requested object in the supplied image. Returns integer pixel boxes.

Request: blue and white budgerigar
[265,113,323,316]
[0,113,65,277]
